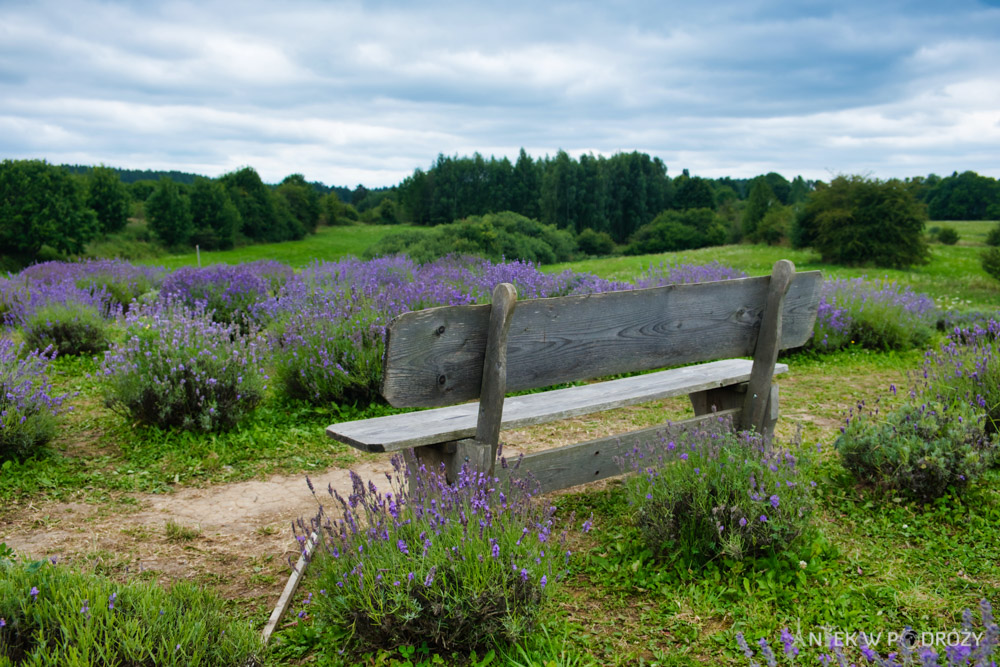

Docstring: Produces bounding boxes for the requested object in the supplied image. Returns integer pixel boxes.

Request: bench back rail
[381,262,820,408]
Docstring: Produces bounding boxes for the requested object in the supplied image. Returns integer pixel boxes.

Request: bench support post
[743,259,794,435]
[407,283,518,484]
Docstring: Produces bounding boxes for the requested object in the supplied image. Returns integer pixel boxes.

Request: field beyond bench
[327,260,821,494]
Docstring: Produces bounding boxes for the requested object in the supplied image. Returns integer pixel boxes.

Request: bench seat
[327,358,787,453]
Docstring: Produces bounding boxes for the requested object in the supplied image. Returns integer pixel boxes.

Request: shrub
[810,277,936,351]
[836,399,997,501]
[755,204,794,245]
[22,302,109,356]
[101,303,268,432]
[987,222,1000,247]
[793,175,929,268]
[299,456,580,656]
[634,261,747,288]
[983,247,1000,283]
[624,208,728,255]
[0,558,264,665]
[576,227,616,256]
[0,340,69,461]
[922,320,1000,434]
[936,225,960,245]
[621,424,814,564]
[364,211,578,265]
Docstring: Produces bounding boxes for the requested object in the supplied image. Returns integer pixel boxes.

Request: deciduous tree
[0,159,98,263]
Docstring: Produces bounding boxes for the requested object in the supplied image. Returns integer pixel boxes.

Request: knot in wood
[437,374,446,385]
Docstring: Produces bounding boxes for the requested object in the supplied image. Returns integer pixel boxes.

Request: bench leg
[403,439,497,494]
[690,382,780,437]
[689,382,746,416]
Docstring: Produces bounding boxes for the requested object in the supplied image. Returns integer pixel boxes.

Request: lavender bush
[621,423,815,563]
[299,456,580,655]
[837,398,997,501]
[0,339,69,461]
[159,261,292,328]
[811,277,937,352]
[71,259,163,313]
[738,599,998,666]
[101,303,268,431]
[921,320,1000,434]
[22,302,110,357]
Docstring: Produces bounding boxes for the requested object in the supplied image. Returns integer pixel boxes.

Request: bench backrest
[382,263,822,408]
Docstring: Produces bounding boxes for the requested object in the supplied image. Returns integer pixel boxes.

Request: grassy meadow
[1,220,999,666]
[145,223,425,270]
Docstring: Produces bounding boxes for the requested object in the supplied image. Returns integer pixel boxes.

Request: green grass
[550,222,1000,312]
[141,223,425,270]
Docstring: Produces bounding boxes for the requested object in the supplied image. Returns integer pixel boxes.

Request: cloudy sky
[2,0,999,187]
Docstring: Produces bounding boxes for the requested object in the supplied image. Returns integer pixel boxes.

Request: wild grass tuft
[0,558,264,666]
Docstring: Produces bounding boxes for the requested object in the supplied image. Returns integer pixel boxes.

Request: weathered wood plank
[381,271,821,407]
[329,358,788,452]
[496,409,739,494]
[743,260,794,433]
[472,283,518,474]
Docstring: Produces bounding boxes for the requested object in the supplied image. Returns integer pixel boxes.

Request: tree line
[2,153,999,270]
[0,162,371,268]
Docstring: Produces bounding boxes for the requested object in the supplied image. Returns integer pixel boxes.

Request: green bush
[576,227,616,256]
[836,400,997,501]
[755,204,794,245]
[23,303,109,357]
[793,175,929,268]
[983,247,1000,282]
[0,558,264,665]
[624,208,727,255]
[622,425,814,564]
[936,225,960,245]
[364,211,577,265]
[986,223,1000,247]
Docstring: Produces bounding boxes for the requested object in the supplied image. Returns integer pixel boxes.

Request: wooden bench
[326,260,821,494]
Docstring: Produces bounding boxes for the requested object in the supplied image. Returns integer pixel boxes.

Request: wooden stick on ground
[261,530,319,645]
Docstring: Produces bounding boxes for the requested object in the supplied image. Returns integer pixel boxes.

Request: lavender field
[1,253,999,666]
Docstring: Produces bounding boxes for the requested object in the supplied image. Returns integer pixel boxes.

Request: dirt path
[0,463,395,615]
